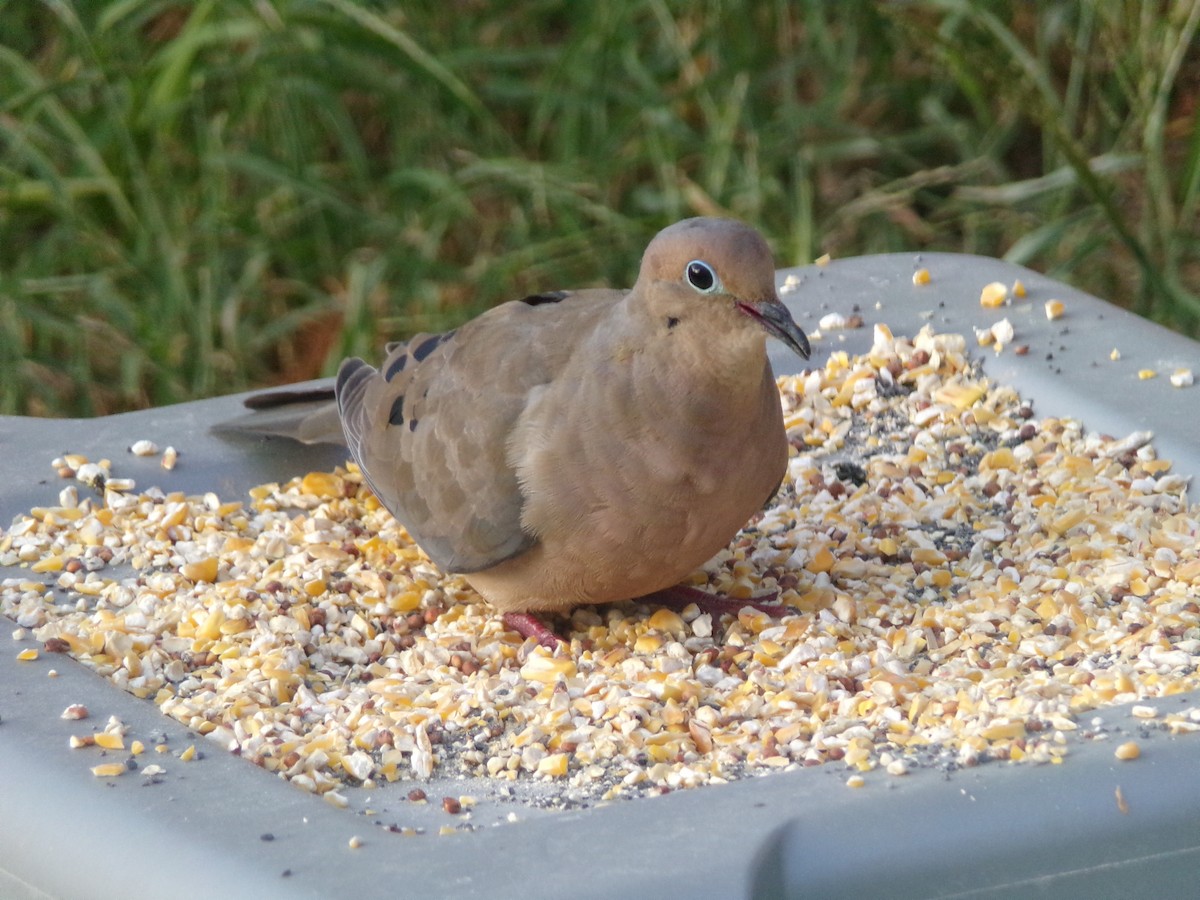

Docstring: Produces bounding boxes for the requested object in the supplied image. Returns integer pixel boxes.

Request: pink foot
[502,611,564,650]
[642,584,789,618]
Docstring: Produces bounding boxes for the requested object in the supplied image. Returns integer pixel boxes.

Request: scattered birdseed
[976,319,1015,353]
[161,446,179,471]
[1114,741,1141,761]
[1138,369,1157,380]
[779,274,802,295]
[980,281,1007,308]
[1170,369,1194,388]
[129,440,160,457]
[348,835,363,849]
[91,763,126,778]
[990,318,1014,350]
[1115,785,1129,814]
[912,268,931,286]
[815,253,831,267]
[94,732,124,750]
[1110,348,1122,361]
[61,704,89,720]
[846,775,866,788]
[1044,300,1065,321]
[324,791,349,809]
[1130,705,1158,719]
[16,648,38,661]
[4,321,1200,811]
[818,313,848,331]
[1012,279,1027,299]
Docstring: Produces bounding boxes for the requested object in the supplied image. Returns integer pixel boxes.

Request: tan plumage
[333,217,810,616]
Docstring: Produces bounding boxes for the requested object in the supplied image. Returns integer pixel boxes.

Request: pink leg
[502,611,564,650]
[641,583,788,618]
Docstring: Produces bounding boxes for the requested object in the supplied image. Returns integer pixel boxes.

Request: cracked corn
[3,324,1200,806]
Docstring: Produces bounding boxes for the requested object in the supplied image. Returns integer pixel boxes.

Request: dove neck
[616,296,774,426]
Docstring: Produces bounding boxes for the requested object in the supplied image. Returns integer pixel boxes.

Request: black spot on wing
[388,395,405,426]
[408,418,419,432]
[412,332,454,362]
[384,353,407,382]
[520,290,569,307]
[667,316,679,329]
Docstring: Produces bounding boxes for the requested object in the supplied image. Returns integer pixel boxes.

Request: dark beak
[738,298,810,360]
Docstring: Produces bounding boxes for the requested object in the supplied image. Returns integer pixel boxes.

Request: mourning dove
[234,218,810,646]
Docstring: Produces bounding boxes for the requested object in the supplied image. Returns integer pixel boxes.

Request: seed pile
[4,324,1199,807]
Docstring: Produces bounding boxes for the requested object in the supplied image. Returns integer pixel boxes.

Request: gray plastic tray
[3,252,1199,899]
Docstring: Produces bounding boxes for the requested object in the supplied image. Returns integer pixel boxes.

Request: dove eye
[685,260,719,293]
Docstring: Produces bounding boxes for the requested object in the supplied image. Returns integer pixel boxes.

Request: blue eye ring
[685,259,719,293]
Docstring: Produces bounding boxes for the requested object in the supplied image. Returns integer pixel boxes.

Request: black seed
[833,461,867,487]
[408,418,419,432]
[667,316,680,329]
[387,395,405,426]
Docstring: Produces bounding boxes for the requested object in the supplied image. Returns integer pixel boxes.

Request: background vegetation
[2,0,1197,417]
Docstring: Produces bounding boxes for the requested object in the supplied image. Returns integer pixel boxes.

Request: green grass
[1,0,1197,416]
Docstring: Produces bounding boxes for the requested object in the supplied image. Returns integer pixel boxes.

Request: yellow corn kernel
[1044,299,1065,320]
[301,471,344,498]
[980,447,1016,471]
[16,648,39,661]
[634,634,663,654]
[912,268,931,286]
[181,557,218,583]
[911,548,947,566]
[1114,741,1140,761]
[519,654,577,684]
[1050,508,1087,535]
[647,608,685,634]
[536,753,569,777]
[807,547,835,573]
[196,607,225,641]
[935,383,986,410]
[94,732,125,750]
[980,281,1007,308]
[980,719,1025,741]
[31,555,64,573]
[91,763,126,777]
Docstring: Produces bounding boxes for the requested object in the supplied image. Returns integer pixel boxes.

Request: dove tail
[212,384,344,445]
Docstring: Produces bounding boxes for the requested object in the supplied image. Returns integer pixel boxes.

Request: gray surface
[2,252,1199,899]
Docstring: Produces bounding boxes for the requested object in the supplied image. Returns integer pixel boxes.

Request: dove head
[639,218,810,360]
